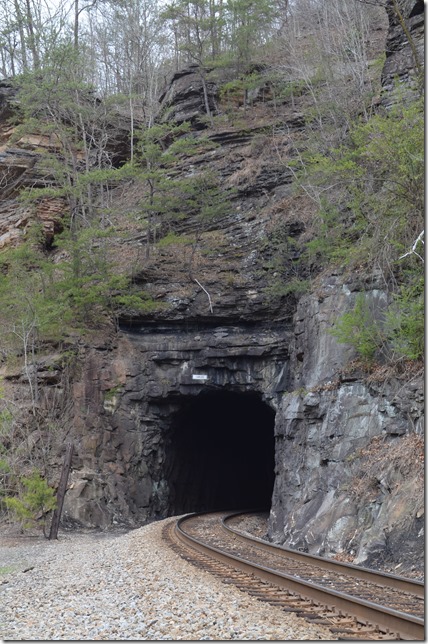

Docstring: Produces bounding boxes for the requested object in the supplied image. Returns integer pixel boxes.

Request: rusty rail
[173,511,424,641]
[223,511,424,597]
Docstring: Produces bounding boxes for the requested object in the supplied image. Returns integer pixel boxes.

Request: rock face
[63,322,291,527]
[268,275,424,571]
[158,65,219,127]
[61,271,424,572]
[0,81,66,248]
[381,0,424,93]
[0,1,424,576]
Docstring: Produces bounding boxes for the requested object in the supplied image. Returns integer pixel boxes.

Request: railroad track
[163,511,424,641]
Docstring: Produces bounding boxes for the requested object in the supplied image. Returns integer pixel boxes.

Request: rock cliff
[269,274,424,572]
[0,0,424,576]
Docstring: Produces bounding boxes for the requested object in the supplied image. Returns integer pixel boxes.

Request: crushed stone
[0,517,336,641]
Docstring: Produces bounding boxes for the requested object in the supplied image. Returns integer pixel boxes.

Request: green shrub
[156,232,193,248]
[265,277,309,301]
[297,96,424,275]
[330,294,383,361]
[385,278,424,361]
[4,472,57,534]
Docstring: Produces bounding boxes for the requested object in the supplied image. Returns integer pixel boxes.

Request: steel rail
[175,512,424,641]
[222,511,424,597]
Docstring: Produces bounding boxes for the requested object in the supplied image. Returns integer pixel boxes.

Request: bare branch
[399,230,424,263]
[194,278,213,313]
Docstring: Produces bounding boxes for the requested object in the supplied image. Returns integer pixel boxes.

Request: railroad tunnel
[165,390,276,515]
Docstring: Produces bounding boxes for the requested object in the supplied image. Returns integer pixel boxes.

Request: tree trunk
[24,0,40,69]
[14,0,29,70]
[74,0,79,52]
[49,443,74,540]
[199,68,214,125]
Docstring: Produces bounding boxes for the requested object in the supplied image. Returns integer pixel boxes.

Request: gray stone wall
[268,276,424,570]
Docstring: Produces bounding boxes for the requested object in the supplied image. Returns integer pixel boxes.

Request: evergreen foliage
[0,226,158,342]
[161,0,282,69]
[121,121,232,254]
[4,471,57,534]
[330,294,384,362]
[298,97,423,271]
[290,95,424,364]
[385,278,424,361]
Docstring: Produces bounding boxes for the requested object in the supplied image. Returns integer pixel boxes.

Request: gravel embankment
[0,517,335,640]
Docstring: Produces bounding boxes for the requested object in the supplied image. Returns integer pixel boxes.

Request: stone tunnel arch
[164,390,276,515]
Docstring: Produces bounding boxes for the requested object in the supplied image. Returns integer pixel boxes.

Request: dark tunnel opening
[165,390,276,515]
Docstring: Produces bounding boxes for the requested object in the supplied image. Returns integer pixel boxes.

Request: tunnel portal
[165,390,275,515]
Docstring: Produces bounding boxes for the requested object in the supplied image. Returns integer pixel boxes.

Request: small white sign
[192,374,209,381]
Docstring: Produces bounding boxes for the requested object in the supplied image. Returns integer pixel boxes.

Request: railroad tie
[165,514,424,641]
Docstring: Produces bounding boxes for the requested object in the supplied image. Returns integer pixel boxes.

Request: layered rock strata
[0,0,424,575]
[63,323,291,527]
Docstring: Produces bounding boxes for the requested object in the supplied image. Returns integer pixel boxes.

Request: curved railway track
[163,511,424,641]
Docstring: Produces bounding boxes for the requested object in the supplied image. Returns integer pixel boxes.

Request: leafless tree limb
[194,278,213,313]
[399,229,424,263]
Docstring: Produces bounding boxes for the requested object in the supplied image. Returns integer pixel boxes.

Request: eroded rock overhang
[120,320,291,400]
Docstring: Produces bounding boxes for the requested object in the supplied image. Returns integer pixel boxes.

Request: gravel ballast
[1,517,335,640]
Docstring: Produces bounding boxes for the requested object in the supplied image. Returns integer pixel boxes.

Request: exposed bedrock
[62,274,424,573]
[63,322,291,528]
[381,0,424,96]
[62,0,424,571]
[0,0,423,576]
[158,64,219,128]
[268,275,424,571]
